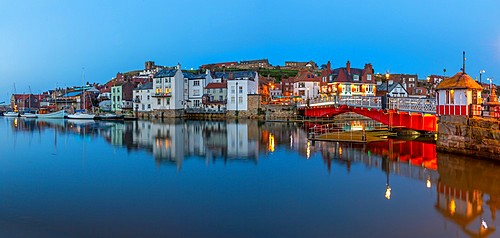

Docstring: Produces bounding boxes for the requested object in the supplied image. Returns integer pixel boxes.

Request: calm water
[1,117,499,238]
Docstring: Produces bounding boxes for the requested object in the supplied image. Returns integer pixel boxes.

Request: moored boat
[21,112,37,118]
[98,113,124,120]
[3,111,19,117]
[36,110,67,119]
[67,112,96,120]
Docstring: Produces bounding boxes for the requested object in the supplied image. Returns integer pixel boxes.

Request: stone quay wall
[437,115,500,159]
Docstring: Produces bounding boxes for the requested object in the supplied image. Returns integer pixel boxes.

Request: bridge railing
[388,97,436,114]
[299,95,438,114]
[339,96,382,109]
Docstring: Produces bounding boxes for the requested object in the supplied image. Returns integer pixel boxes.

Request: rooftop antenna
[462,51,466,74]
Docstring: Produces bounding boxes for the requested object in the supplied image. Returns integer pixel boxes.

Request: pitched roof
[134,82,153,90]
[205,82,227,89]
[293,70,320,82]
[331,67,365,83]
[154,69,178,78]
[435,72,482,90]
[377,82,407,93]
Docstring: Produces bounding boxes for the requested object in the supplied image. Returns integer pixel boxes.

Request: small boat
[99,113,124,120]
[21,112,37,118]
[3,111,19,117]
[67,111,95,120]
[67,68,96,120]
[36,110,67,119]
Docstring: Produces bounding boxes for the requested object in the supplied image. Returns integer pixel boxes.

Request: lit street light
[480,70,486,84]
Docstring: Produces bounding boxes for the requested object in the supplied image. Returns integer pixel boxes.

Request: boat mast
[28,86,32,112]
[82,67,85,112]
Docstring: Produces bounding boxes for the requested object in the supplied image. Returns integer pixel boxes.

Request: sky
[1,0,499,102]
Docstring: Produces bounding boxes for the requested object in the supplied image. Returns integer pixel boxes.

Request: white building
[215,71,259,111]
[185,70,213,109]
[293,80,320,100]
[152,64,184,110]
[436,72,483,116]
[133,82,153,112]
[377,81,409,97]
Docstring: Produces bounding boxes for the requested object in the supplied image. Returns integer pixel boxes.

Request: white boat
[3,111,19,117]
[67,112,95,120]
[36,110,67,119]
[21,112,37,118]
[67,68,96,120]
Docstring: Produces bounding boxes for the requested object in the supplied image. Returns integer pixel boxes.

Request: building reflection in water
[7,117,500,236]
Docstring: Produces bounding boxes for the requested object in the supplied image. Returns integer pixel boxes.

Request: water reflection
[4,117,500,237]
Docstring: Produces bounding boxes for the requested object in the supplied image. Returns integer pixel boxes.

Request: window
[194,89,200,96]
[231,86,235,94]
[148,104,151,109]
[147,95,150,100]
[219,95,223,101]
[231,96,235,103]
[219,88,223,93]
[166,98,170,104]
[353,75,359,81]
[157,98,161,104]
[194,80,200,86]
[409,78,415,82]
[239,97,243,104]
[239,86,243,94]
[367,74,372,81]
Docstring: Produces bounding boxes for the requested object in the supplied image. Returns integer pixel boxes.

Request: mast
[82,67,85,112]
[462,51,466,74]
[28,86,32,112]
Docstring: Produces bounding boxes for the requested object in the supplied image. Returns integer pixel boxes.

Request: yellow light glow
[306,141,311,159]
[426,179,432,188]
[268,134,275,152]
[449,199,456,215]
[385,185,391,200]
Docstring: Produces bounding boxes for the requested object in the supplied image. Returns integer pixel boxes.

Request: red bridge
[298,96,438,132]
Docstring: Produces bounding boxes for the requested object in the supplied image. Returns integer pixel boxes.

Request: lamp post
[385,72,390,97]
[480,70,485,84]
[426,76,431,98]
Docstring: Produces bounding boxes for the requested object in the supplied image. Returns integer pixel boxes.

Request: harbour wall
[437,115,500,158]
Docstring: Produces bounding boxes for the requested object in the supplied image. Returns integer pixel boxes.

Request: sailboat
[5,83,20,117]
[36,87,67,119]
[21,86,37,118]
[68,67,95,120]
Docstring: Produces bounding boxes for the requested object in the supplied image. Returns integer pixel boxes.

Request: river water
[0,117,499,238]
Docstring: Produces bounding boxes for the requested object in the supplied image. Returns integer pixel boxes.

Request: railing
[388,97,436,114]
[339,96,382,109]
[299,96,437,114]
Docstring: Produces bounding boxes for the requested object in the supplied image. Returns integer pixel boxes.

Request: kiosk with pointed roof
[435,52,483,116]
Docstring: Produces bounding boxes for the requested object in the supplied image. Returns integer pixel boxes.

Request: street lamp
[487,77,494,93]
[385,72,390,97]
[480,70,486,84]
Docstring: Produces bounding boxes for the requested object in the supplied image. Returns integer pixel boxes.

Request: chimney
[327,61,331,72]
[346,61,351,75]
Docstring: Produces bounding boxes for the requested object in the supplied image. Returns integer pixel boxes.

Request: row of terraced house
[109,62,260,114]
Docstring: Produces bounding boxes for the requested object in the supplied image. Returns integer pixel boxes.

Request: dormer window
[353,75,360,81]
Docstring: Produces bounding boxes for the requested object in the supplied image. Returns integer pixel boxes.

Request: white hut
[435,72,483,116]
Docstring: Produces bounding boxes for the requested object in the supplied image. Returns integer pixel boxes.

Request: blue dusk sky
[1,0,499,102]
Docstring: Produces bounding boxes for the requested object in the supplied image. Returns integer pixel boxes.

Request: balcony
[152,92,172,97]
